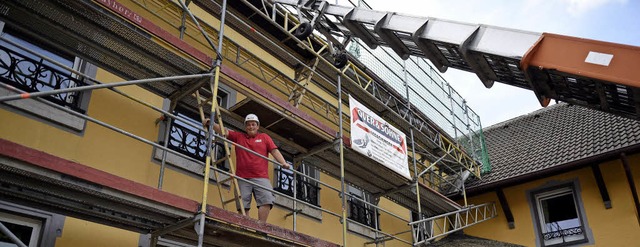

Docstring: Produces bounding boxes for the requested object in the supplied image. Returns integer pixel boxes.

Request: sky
[336,0,640,127]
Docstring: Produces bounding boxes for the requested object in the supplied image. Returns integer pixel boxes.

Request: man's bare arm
[270,149,290,169]
[203,118,227,136]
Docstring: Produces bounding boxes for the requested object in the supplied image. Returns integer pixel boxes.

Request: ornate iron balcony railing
[348,198,379,229]
[167,120,228,171]
[0,44,86,112]
[544,226,583,241]
[274,168,321,206]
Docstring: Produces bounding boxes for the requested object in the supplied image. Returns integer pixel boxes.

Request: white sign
[585,51,613,66]
[349,95,410,179]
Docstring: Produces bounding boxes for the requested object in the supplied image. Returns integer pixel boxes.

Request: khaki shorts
[236,178,275,210]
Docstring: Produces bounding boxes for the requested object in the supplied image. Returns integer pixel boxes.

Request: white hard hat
[244,113,259,124]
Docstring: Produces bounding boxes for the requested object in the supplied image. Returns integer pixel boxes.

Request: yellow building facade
[7,1,638,247]
[1,0,485,246]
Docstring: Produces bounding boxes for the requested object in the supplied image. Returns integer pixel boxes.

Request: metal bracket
[150,216,200,240]
[197,203,210,215]
[284,209,303,218]
[591,164,612,209]
[496,189,515,229]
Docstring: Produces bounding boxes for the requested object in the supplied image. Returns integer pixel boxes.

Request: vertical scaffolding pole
[337,73,348,247]
[463,100,476,170]
[195,0,228,245]
[460,168,468,207]
[158,116,173,189]
[405,59,422,244]
[198,80,216,246]
[373,206,379,247]
[293,166,298,231]
[447,86,458,140]
[179,0,191,39]
[215,0,227,61]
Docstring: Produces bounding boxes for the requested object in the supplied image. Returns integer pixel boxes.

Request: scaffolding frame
[0,0,498,246]
[228,0,484,179]
[0,15,414,246]
[138,0,481,194]
[0,54,415,246]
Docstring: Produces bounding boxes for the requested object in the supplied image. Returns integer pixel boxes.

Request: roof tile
[467,103,640,188]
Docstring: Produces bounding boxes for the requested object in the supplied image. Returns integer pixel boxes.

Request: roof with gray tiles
[466,103,640,189]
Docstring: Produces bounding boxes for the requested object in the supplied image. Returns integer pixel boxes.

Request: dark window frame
[347,184,380,230]
[165,91,230,171]
[273,162,321,207]
[0,27,89,113]
[530,183,589,247]
[0,200,65,247]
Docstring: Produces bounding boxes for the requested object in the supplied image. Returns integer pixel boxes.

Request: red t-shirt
[227,130,277,178]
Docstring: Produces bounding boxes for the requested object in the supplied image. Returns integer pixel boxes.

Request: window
[531,185,589,246]
[274,161,320,207]
[0,24,94,131]
[0,211,42,247]
[166,89,229,170]
[165,104,229,172]
[347,184,379,230]
[154,90,233,180]
[0,28,86,111]
[0,200,64,247]
[272,160,322,220]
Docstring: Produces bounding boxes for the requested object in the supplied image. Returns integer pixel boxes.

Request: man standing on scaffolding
[206,114,289,222]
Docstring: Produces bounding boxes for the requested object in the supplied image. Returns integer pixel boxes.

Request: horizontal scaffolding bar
[0,73,212,102]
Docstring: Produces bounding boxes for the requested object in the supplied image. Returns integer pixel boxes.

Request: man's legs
[252,178,275,222]
[238,208,250,216]
[258,205,270,222]
[237,179,252,215]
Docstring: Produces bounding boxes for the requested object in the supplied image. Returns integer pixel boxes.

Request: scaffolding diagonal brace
[150,216,200,238]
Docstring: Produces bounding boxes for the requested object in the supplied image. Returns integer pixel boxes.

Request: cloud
[562,0,627,16]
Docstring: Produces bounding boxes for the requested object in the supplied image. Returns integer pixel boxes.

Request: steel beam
[591,164,612,209]
[496,189,515,229]
[621,153,640,225]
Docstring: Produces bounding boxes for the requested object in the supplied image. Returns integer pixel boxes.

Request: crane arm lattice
[409,202,497,245]
[274,0,640,120]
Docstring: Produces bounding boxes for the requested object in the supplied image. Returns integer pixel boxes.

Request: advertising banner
[349,95,410,179]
